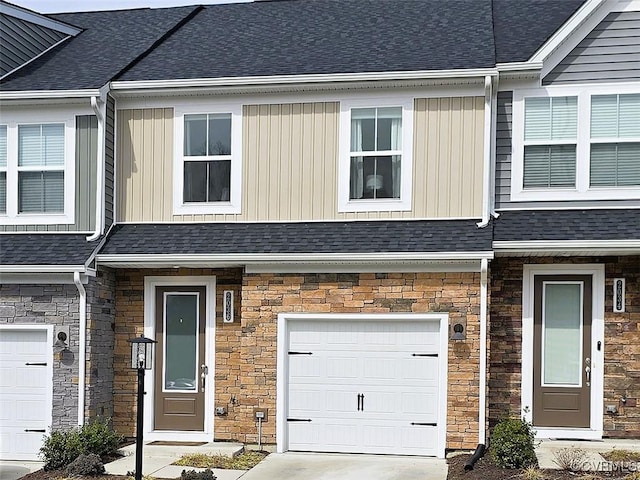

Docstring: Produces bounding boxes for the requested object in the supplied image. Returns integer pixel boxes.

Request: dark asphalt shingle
[99,220,493,256]
[494,210,640,242]
[0,234,101,265]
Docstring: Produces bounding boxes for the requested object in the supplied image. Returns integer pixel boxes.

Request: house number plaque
[613,278,625,313]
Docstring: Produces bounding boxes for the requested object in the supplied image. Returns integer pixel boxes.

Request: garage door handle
[288,351,313,355]
[287,418,312,422]
[25,362,47,366]
[412,354,438,357]
[357,393,365,411]
[411,422,437,427]
[25,429,46,433]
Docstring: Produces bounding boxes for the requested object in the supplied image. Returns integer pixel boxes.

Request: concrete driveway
[239,452,448,480]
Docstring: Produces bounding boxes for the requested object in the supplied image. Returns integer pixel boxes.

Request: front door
[154,286,206,431]
[533,275,592,428]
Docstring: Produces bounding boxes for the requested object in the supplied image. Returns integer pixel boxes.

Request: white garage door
[284,317,446,457]
[0,328,52,461]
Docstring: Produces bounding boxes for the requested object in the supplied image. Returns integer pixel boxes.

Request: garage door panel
[286,317,445,456]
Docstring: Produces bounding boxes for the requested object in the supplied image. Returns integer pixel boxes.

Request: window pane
[0,172,5,213]
[18,124,64,166]
[184,114,207,156]
[164,294,198,391]
[208,160,231,201]
[524,145,576,188]
[525,97,551,141]
[351,155,400,199]
[591,143,640,187]
[351,108,375,152]
[543,283,582,385]
[551,97,577,140]
[0,125,6,167]
[18,171,64,213]
[591,94,618,138]
[183,161,207,202]
[376,107,402,151]
[619,94,640,138]
[208,114,231,155]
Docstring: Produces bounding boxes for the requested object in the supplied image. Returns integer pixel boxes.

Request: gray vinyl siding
[0,14,68,77]
[0,115,97,232]
[104,95,115,228]
[544,11,640,85]
[495,91,640,210]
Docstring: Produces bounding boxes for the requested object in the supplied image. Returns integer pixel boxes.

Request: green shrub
[180,469,217,480]
[65,453,105,476]
[40,417,123,470]
[490,417,538,469]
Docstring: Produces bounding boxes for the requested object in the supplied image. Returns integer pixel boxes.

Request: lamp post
[128,335,156,480]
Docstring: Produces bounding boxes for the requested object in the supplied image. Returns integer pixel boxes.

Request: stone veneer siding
[113,270,483,450]
[0,271,117,430]
[489,256,640,438]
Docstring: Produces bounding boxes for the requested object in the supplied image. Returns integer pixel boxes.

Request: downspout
[87,94,105,241]
[465,257,489,470]
[477,75,493,228]
[74,271,87,427]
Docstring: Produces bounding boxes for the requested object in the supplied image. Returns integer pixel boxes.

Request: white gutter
[73,271,87,427]
[0,265,88,273]
[87,93,107,241]
[0,89,101,100]
[97,251,495,266]
[477,75,493,228]
[111,68,498,91]
[479,258,488,445]
[493,240,640,254]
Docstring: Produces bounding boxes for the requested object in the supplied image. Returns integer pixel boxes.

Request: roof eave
[0,88,102,101]
[493,240,640,256]
[0,264,89,273]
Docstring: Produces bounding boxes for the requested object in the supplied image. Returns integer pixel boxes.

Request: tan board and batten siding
[116,98,484,223]
[0,115,97,232]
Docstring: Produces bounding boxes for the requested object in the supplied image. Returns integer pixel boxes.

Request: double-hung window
[512,87,640,201]
[174,105,241,215]
[590,94,640,187]
[0,113,75,224]
[339,97,413,212]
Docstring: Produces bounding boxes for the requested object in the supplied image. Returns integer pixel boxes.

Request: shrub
[40,417,123,470]
[552,447,588,472]
[490,417,538,469]
[65,453,105,476]
[180,469,217,480]
[521,466,545,480]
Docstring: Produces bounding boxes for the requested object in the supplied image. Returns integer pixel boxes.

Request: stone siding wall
[489,256,640,438]
[0,284,80,430]
[112,269,483,450]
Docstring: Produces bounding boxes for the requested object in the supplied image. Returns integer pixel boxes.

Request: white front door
[281,315,447,457]
[0,327,52,461]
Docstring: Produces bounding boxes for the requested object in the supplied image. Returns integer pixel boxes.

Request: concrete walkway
[536,438,640,471]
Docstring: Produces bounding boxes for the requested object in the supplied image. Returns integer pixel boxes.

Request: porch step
[106,442,244,476]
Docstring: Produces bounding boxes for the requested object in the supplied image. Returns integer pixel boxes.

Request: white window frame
[338,96,413,213]
[511,83,640,202]
[174,104,242,215]
[0,110,76,225]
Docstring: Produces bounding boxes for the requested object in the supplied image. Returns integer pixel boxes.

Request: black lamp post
[128,335,156,480]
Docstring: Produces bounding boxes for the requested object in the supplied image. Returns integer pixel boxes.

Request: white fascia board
[0,272,91,284]
[110,68,498,92]
[97,251,495,267]
[0,2,82,36]
[0,265,87,274]
[496,62,543,73]
[493,240,640,254]
[0,89,101,100]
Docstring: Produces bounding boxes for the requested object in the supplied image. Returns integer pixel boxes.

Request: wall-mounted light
[451,323,465,340]
[54,326,70,352]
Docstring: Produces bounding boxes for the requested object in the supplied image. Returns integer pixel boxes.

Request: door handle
[585,365,591,386]
[200,364,208,392]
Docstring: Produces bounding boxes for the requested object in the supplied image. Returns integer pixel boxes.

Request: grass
[521,466,545,480]
[173,451,268,470]
[601,450,640,463]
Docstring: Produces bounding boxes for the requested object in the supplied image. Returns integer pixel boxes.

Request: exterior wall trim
[521,264,605,439]
[275,312,449,458]
[142,275,216,442]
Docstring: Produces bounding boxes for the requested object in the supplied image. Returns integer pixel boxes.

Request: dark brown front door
[154,286,206,431]
[533,275,592,428]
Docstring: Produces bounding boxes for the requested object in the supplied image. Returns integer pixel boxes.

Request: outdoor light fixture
[450,323,466,341]
[128,335,157,480]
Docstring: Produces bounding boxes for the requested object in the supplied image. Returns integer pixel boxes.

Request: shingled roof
[0,234,101,266]
[99,220,493,256]
[493,210,640,242]
[1,0,586,91]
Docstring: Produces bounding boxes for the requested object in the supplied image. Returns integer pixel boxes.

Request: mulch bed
[447,454,630,480]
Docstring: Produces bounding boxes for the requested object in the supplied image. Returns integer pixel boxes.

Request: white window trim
[338,96,413,213]
[173,104,242,215]
[511,83,640,202]
[0,110,75,225]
